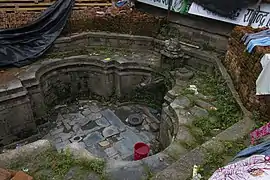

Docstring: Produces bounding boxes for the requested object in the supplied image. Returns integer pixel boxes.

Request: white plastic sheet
[256,54,270,95]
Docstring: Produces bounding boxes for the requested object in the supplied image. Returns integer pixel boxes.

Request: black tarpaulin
[193,0,257,19]
[0,0,75,67]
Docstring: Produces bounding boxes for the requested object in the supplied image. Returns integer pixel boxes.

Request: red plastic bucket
[134,142,150,160]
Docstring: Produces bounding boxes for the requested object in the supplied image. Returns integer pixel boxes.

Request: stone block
[171,96,191,109]
[190,106,209,118]
[176,126,196,144]
[104,147,118,158]
[96,117,110,128]
[101,109,126,132]
[83,132,104,147]
[150,123,160,132]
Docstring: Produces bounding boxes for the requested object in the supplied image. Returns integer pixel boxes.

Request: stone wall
[49,32,216,73]
[0,32,223,147]
[224,26,269,119]
[36,56,163,109]
[0,79,36,145]
[51,32,158,54]
[0,56,165,146]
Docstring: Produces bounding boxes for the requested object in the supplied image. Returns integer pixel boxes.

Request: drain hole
[74,136,80,141]
[128,114,143,126]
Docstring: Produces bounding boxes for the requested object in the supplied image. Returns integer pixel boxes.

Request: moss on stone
[8,149,106,180]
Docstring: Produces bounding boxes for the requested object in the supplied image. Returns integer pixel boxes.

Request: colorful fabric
[210,155,270,180]
[250,122,270,145]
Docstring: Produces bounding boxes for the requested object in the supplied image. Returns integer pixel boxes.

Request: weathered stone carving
[161,38,185,69]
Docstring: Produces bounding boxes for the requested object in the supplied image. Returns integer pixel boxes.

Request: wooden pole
[167,0,172,22]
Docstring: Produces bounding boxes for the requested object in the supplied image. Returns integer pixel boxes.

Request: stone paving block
[114,139,133,159]
[102,126,120,138]
[63,113,84,120]
[63,121,71,131]
[150,122,160,132]
[96,117,110,127]
[68,120,77,126]
[83,126,102,135]
[50,127,64,136]
[87,113,102,121]
[86,144,107,159]
[59,132,73,141]
[138,131,155,143]
[101,109,126,132]
[120,129,143,145]
[83,132,104,147]
[72,124,82,133]
[56,113,64,121]
[78,117,91,127]
[89,104,101,113]
[111,154,122,160]
[104,147,118,158]
[82,109,92,116]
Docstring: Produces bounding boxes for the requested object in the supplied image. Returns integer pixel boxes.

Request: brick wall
[224,26,270,119]
[0,7,165,37]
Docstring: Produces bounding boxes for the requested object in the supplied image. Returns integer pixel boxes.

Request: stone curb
[0,140,52,168]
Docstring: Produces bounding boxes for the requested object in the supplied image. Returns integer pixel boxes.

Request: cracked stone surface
[42,100,160,161]
[102,126,120,138]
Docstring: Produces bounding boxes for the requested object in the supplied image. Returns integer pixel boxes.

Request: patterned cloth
[250,122,270,145]
[210,155,270,180]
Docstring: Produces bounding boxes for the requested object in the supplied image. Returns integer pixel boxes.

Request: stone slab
[114,139,133,160]
[102,126,120,138]
[190,106,209,118]
[82,109,92,116]
[120,129,143,145]
[89,104,101,113]
[86,144,107,159]
[104,147,118,158]
[96,117,110,127]
[101,109,126,132]
[87,113,102,121]
[83,132,104,147]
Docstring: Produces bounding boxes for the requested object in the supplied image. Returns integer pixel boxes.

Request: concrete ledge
[0,140,52,167]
